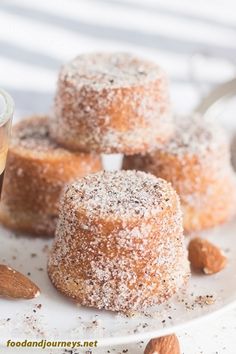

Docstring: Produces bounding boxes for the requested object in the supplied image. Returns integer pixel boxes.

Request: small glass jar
[0,89,14,195]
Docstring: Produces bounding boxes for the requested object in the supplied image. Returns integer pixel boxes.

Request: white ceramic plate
[1,92,236,348]
[0,218,236,348]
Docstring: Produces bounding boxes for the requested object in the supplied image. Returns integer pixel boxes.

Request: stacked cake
[47,52,189,312]
[1,52,235,313]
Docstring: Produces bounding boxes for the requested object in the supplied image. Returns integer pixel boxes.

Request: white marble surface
[1,0,236,352]
[1,309,236,353]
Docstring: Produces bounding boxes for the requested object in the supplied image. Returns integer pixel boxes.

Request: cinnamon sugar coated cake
[50,52,173,154]
[48,170,190,313]
[123,115,236,232]
[0,116,102,236]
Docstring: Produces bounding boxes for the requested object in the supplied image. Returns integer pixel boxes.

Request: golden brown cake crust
[50,52,173,154]
[0,116,102,236]
[123,115,236,232]
[48,170,190,313]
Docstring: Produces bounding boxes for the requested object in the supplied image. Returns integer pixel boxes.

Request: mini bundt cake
[48,170,190,313]
[0,116,102,236]
[50,52,173,154]
[123,115,236,233]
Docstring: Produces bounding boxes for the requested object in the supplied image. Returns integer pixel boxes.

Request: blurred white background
[1,0,236,353]
[1,0,236,119]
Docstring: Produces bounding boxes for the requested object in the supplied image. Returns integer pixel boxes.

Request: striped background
[1,0,236,122]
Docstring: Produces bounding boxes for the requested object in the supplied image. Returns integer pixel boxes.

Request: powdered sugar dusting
[60,52,166,90]
[12,116,72,155]
[65,170,178,220]
[162,114,228,156]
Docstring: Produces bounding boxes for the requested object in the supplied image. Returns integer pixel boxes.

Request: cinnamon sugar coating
[0,116,102,236]
[50,52,173,154]
[48,170,190,313]
[123,115,236,232]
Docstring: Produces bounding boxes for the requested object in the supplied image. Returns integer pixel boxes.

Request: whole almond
[144,334,180,354]
[0,264,40,299]
[188,237,227,275]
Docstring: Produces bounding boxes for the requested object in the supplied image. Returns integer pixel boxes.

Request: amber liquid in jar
[0,170,4,196]
[0,147,7,197]
[0,90,13,197]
